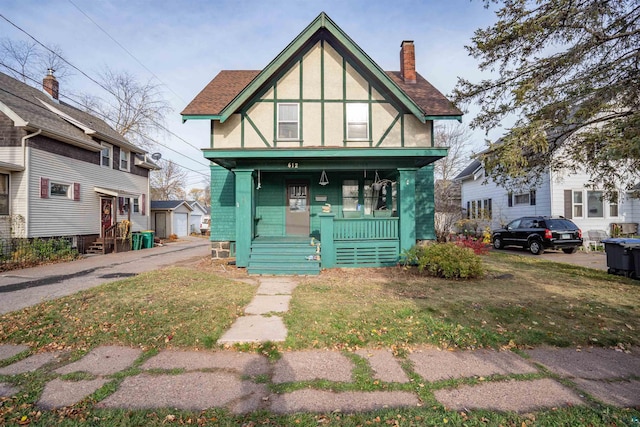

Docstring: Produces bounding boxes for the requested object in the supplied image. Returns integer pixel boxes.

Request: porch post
[234,168,254,268]
[398,168,417,253]
[319,213,335,268]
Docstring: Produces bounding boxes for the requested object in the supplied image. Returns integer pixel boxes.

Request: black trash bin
[602,238,640,278]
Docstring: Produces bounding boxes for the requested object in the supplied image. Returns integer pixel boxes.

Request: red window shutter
[40,178,49,198]
[141,193,146,216]
[73,183,80,201]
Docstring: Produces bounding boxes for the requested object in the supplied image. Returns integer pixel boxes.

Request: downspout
[22,129,42,238]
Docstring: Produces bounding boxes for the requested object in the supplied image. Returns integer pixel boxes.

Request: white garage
[150,200,193,238]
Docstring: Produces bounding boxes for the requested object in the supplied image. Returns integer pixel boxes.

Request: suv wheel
[493,236,504,249]
[562,247,578,254]
[529,239,544,255]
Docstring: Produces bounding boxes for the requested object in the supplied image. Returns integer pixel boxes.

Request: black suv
[492,216,583,255]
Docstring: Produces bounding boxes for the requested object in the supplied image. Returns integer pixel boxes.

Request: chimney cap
[400,40,414,46]
[47,68,55,76]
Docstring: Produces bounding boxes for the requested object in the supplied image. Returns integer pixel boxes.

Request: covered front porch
[205,147,446,273]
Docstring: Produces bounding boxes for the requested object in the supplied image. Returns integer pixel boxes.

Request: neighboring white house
[150,200,193,238]
[187,201,208,234]
[456,159,640,238]
[0,71,156,253]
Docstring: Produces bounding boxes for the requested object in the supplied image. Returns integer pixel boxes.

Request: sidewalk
[0,236,210,315]
[1,273,639,415]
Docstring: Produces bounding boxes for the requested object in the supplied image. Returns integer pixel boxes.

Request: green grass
[1,254,639,426]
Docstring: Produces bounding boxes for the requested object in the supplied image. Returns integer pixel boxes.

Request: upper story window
[277,103,299,140]
[346,103,368,140]
[120,148,130,171]
[0,173,9,215]
[100,143,113,168]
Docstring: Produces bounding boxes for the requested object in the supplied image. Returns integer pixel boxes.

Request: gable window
[346,103,368,140]
[101,143,113,168]
[120,148,130,171]
[277,103,299,140]
[0,173,9,215]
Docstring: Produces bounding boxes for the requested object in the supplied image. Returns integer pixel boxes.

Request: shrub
[454,236,490,255]
[415,243,484,279]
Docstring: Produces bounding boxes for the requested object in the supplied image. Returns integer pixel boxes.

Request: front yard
[0,251,638,425]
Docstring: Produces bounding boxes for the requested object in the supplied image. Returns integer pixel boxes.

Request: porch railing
[320,214,399,268]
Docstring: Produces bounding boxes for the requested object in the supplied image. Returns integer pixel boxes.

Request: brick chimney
[400,40,416,84]
[43,68,59,100]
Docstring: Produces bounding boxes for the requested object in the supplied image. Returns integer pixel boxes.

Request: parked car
[200,215,210,235]
[492,216,583,255]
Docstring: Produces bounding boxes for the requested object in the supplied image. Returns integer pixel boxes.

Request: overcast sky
[1,0,501,190]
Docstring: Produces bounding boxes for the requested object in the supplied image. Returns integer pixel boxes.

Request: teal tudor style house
[182,13,461,274]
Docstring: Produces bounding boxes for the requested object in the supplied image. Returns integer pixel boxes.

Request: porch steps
[248,238,320,275]
[86,239,104,254]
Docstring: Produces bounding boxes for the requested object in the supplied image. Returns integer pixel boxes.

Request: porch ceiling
[202,147,447,171]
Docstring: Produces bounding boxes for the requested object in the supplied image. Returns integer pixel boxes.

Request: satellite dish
[151,152,162,161]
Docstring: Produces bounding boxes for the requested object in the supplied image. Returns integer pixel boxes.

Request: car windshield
[547,219,576,230]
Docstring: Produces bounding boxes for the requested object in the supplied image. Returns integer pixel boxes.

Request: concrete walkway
[1,343,638,414]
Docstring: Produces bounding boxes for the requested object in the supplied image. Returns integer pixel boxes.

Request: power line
[0,62,210,177]
[0,13,206,155]
[66,0,187,104]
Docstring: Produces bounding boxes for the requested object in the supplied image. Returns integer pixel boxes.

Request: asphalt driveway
[497,247,608,271]
[0,237,210,315]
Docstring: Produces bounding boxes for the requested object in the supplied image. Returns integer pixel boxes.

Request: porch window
[346,103,368,140]
[0,173,8,215]
[572,191,583,217]
[277,103,299,140]
[101,142,113,168]
[587,191,603,218]
[120,148,130,171]
[342,180,359,212]
[609,191,619,217]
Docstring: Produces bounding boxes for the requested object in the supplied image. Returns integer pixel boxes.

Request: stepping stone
[273,351,353,383]
[142,350,269,376]
[256,278,297,295]
[269,389,419,413]
[0,352,62,375]
[434,378,584,413]
[245,295,291,314]
[96,372,267,414]
[218,315,287,344]
[0,382,19,397]
[409,349,537,382]
[0,344,29,361]
[572,378,640,408]
[527,347,640,380]
[56,346,142,376]
[37,378,108,409]
[356,349,410,383]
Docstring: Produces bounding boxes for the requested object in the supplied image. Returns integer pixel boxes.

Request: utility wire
[66,0,187,104]
[0,62,209,177]
[0,13,205,155]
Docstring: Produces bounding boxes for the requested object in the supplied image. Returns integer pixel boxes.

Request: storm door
[285,181,310,235]
[100,197,113,237]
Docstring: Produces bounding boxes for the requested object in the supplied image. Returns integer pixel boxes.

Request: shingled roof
[181,12,461,122]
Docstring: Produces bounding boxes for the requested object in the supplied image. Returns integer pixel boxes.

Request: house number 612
[287,162,299,168]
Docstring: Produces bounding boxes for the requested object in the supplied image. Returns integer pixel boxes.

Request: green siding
[415,165,435,240]
[209,165,236,241]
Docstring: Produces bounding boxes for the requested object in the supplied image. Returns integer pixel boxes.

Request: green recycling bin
[131,233,143,250]
[141,231,154,249]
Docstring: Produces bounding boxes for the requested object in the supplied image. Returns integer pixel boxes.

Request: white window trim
[120,148,130,171]
[513,193,530,206]
[571,189,620,219]
[100,142,113,168]
[346,103,369,140]
[277,103,300,140]
[49,180,72,199]
[133,197,140,213]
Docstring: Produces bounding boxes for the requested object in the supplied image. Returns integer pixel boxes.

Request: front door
[285,181,310,235]
[100,197,113,237]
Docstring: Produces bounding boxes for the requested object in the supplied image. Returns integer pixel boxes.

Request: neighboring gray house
[456,159,640,241]
[150,200,193,238]
[0,71,156,252]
